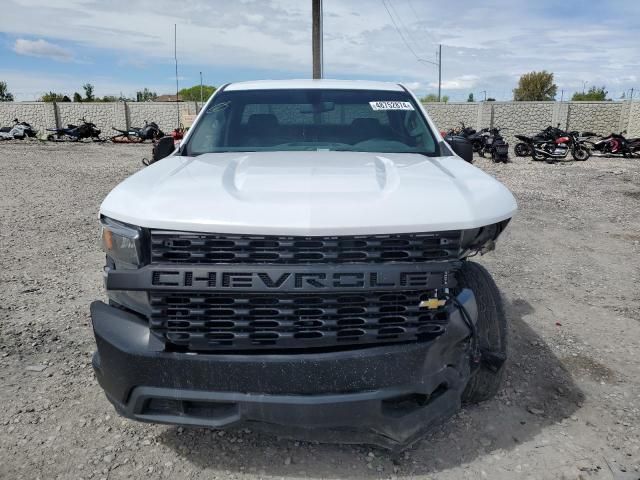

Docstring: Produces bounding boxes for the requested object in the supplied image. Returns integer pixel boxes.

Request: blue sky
[0,0,638,101]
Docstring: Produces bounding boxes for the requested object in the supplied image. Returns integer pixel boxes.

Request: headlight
[101,216,142,268]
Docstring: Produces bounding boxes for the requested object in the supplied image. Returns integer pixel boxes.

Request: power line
[381,0,441,99]
[381,0,431,65]
[405,0,439,47]
[387,0,424,55]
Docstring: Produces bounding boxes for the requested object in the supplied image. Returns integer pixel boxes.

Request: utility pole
[312,0,323,79]
[174,24,180,128]
[560,89,564,102]
[631,88,635,100]
[200,71,203,104]
[582,80,587,94]
[437,44,442,102]
[480,90,487,101]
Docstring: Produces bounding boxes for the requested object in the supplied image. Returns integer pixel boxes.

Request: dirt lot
[1,141,639,480]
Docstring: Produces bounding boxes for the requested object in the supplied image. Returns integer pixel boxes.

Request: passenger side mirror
[445,135,473,164]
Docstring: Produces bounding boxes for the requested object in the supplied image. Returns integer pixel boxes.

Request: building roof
[225,79,405,92]
[154,94,183,102]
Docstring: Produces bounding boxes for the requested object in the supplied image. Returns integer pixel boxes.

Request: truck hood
[100,151,517,235]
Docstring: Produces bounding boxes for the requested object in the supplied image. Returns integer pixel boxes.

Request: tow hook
[480,349,506,372]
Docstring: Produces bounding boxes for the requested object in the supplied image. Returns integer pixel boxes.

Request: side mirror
[144,136,176,166]
[445,135,473,164]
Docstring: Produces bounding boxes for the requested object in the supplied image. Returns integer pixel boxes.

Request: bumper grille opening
[150,290,451,351]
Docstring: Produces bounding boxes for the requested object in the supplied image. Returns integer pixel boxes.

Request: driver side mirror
[142,136,175,167]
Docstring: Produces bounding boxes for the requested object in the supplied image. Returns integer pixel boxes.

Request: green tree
[136,88,158,102]
[0,81,14,102]
[83,83,95,101]
[420,93,449,103]
[178,84,216,101]
[40,92,71,102]
[73,92,83,102]
[571,86,608,101]
[513,71,557,101]
[467,93,474,102]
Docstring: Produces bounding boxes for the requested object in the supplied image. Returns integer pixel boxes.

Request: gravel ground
[1,141,639,480]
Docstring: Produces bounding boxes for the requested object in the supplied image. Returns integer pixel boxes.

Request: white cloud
[1,0,639,100]
[13,38,73,62]
[431,75,479,90]
[0,69,167,101]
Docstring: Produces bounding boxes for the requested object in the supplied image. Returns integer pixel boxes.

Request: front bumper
[91,289,477,449]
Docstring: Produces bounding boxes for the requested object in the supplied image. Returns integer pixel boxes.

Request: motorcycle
[111,120,164,143]
[584,130,638,158]
[479,127,509,163]
[514,125,566,157]
[518,130,590,162]
[46,117,102,142]
[0,119,37,140]
[445,122,475,138]
[468,128,489,153]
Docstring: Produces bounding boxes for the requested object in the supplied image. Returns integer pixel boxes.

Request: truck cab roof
[224,79,406,92]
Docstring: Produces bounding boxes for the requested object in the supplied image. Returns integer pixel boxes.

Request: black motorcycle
[518,130,589,162]
[467,128,489,153]
[479,127,509,163]
[514,125,567,157]
[46,117,102,142]
[111,120,164,143]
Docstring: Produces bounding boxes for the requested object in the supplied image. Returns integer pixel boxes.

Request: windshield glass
[185,88,438,156]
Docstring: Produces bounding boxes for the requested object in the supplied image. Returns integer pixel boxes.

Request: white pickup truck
[92,79,517,450]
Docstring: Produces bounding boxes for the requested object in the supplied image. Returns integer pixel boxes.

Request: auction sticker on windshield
[369,101,414,110]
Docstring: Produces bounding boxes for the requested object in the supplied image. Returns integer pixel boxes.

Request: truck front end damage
[91,224,508,449]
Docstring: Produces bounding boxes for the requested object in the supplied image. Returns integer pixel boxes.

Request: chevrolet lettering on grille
[106,264,457,292]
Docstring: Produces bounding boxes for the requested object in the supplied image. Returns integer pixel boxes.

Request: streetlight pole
[200,71,203,104]
[437,44,442,102]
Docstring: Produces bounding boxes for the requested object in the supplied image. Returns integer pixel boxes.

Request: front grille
[150,231,462,265]
[150,290,450,351]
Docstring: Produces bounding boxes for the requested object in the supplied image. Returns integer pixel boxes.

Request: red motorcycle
[518,130,590,162]
[585,130,638,158]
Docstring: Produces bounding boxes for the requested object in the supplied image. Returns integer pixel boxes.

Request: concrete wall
[624,101,640,138]
[423,103,478,132]
[420,100,637,146]
[0,101,203,137]
[0,100,638,142]
[127,102,201,133]
[0,102,57,135]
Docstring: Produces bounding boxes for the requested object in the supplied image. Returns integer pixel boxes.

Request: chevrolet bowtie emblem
[419,298,446,310]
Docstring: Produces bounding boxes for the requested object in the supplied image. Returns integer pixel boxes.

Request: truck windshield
[184,89,439,156]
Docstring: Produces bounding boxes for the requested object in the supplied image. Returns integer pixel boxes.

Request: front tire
[531,148,546,161]
[458,261,508,403]
[572,147,589,161]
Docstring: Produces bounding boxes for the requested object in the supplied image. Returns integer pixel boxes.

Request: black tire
[572,147,589,161]
[458,261,507,403]
[514,143,530,157]
[531,149,546,161]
